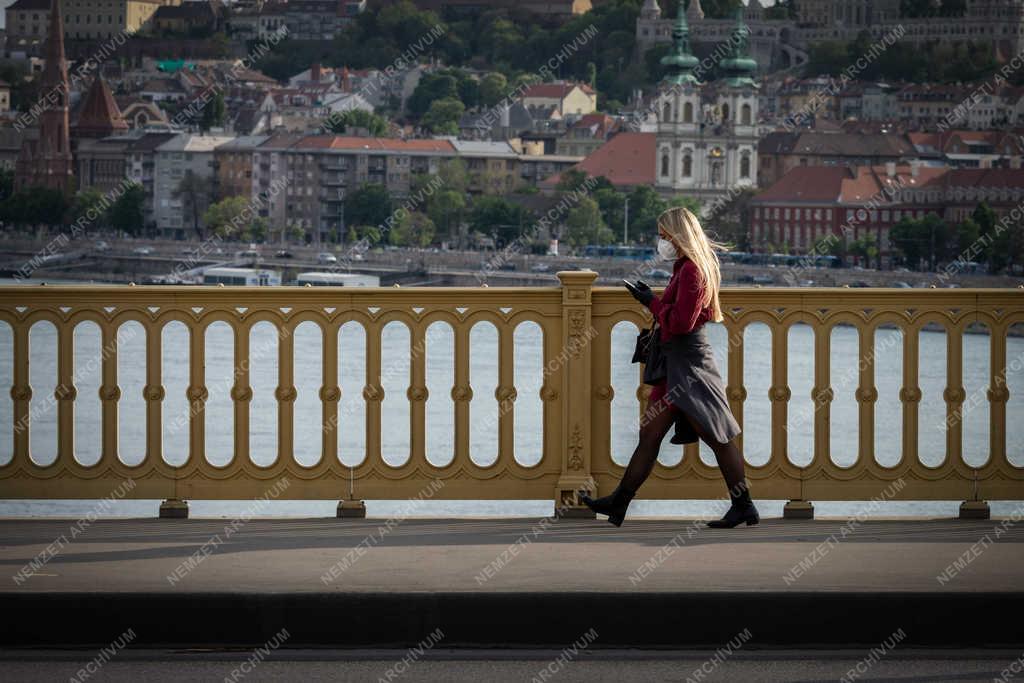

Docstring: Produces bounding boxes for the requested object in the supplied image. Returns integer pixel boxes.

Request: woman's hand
[624,279,654,307]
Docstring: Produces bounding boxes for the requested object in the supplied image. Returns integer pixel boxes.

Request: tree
[325,109,389,136]
[625,185,668,243]
[437,158,470,194]
[564,197,614,248]
[199,91,226,131]
[204,197,255,240]
[71,188,106,225]
[344,183,394,229]
[407,73,459,118]
[174,171,209,239]
[421,97,465,135]
[0,169,14,202]
[890,214,949,270]
[479,72,508,108]
[389,211,435,247]
[426,189,466,244]
[848,235,878,268]
[108,183,146,236]
[469,196,529,245]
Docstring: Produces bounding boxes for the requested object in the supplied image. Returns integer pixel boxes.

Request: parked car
[132,246,153,256]
[498,263,517,271]
[317,252,338,265]
[891,281,912,288]
[275,250,294,259]
[94,240,110,252]
[530,263,550,273]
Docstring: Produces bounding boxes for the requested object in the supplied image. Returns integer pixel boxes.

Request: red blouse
[647,257,711,341]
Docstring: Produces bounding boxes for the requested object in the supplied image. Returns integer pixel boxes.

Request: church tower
[654,3,759,204]
[15,0,74,194]
[640,0,661,21]
[713,9,759,192]
[655,1,702,193]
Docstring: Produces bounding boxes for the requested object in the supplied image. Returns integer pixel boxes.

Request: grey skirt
[657,327,741,445]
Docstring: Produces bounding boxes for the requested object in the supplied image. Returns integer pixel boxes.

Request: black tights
[620,401,749,500]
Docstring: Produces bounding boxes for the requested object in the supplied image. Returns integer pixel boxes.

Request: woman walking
[581,207,758,529]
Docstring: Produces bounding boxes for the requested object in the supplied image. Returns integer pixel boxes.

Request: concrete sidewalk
[1,518,1022,648]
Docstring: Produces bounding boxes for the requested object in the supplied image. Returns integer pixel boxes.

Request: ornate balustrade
[0,273,1021,519]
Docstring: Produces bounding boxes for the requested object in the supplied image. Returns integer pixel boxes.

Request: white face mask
[657,238,678,261]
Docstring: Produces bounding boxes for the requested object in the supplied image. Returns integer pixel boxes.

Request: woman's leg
[581,396,676,526]
[677,412,748,497]
[619,398,678,493]
[677,413,758,527]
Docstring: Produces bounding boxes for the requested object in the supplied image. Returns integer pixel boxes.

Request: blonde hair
[657,206,726,323]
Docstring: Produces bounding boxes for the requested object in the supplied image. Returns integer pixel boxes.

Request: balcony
[0,275,1021,517]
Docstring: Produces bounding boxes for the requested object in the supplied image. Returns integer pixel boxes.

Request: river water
[1,291,1022,518]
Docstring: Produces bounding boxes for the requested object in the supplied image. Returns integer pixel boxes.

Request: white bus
[296,272,380,287]
[202,267,282,286]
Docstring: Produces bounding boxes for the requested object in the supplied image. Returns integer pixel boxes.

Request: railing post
[555,270,597,519]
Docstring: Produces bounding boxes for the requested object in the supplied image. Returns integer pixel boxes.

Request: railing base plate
[555,506,597,520]
[784,500,814,520]
[159,499,189,519]
[959,500,990,520]
[337,500,367,518]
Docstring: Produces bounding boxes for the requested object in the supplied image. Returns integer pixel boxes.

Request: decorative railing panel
[0,276,1021,512]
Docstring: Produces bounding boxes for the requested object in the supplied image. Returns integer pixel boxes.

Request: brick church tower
[15,0,74,194]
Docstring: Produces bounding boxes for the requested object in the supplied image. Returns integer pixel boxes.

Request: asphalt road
[1,648,1021,682]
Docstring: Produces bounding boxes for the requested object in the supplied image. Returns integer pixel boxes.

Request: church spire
[15,0,74,193]
[660,0,701,86]
[720,7,758,88]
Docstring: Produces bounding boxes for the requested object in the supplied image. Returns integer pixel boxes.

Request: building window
[740,154,751,179]
[683,154,692,178]
[683,101,693,123]
[662,102,671,122]
[661,153,669,177]
[741,103,752,125]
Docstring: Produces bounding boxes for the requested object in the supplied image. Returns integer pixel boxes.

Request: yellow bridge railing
[0,273,1021,519]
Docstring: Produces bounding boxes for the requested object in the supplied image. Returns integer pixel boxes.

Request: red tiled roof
[523,82,594,100]
[754,166,847,203]
[542,132,655,188]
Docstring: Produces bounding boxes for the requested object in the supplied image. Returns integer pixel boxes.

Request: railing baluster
[278,322,295,466]
[12,323,30,466]
[410,323,427,467]
[453,324,470,466]
[322,323,339,465]
[770,324,790,465]
[144,322,162,467]
[812,325,831,468]
[233,323,250,465]
[99,324,119,467]
[56,322,75,466]
[989,327,1008,467]
[725,323,745,457]
[945,327,965,466]
[497,324,515,467]
[901,328,920,466]
[365,322,382,465]
[188,324,206,467]
[857,328,877,466]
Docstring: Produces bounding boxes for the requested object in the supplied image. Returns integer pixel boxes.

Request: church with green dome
[650,2,760,203]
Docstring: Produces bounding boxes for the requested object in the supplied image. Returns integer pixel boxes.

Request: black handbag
[634,324,667,385]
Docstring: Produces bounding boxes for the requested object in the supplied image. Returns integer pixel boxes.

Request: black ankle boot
[707,488,759,528]
[580,485,635,527]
